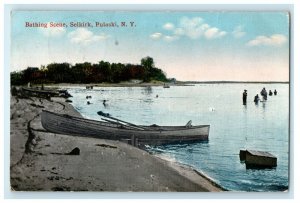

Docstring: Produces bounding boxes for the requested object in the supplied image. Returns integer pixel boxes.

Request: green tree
[11,71,24,85]
[149,67,168,82]
[10,57,170,85]
[46,63,72,83]
[141,56,154,70]
[99,60,111,82]
[72,63,86,83]
[111,63,125,83]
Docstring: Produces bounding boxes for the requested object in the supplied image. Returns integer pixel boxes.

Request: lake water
[66,83,289,192]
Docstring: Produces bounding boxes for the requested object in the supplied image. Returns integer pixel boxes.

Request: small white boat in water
[163,83,170,88]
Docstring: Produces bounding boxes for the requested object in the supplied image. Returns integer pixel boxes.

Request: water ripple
[67,84,289,192]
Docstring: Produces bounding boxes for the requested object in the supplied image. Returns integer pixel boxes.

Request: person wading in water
[243,90,247,105]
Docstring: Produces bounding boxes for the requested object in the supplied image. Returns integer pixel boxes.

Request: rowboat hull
[41,110,209,145]
[21,87,71,98]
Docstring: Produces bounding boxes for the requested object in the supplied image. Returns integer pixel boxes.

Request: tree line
[11,57,169,85]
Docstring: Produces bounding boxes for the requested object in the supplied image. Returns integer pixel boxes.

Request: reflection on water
[262,101,266,109]
[67,83,289,191]
[142,86,153,95]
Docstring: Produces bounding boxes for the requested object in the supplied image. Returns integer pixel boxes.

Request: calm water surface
[66,83,289,192]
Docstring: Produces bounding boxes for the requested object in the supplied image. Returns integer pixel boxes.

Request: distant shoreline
[32,80,289,89]
[181,81,289,84]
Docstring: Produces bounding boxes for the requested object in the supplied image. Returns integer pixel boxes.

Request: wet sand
[10,93,223,192]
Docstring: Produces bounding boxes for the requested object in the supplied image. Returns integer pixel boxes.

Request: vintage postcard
[10,10,289,192]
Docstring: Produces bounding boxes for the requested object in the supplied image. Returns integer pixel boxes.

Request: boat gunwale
[22,87,58,94]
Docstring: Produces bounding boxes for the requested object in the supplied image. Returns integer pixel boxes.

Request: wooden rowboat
[21,87,72,98]
[41,110,209,146]
[22,87,60,97]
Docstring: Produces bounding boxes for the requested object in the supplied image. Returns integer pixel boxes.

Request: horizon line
[178,80,289,84]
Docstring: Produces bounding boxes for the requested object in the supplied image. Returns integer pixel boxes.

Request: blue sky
[11,11,289,81]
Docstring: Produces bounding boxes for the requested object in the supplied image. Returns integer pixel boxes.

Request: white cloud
[68,28,109,45]
[180,17,204,28]
[150,16,227,42]
[204,27,227,39]
[164,35,178,42]
[39,23,66,37]
[178,17,207,39]
[232,26,246,38]
[246,34,287,47]
[201,24,210,30]
[177,17,226,40]
[150,32,178,42]
[174,28,185,36]
[163,23,175,30]
[150,32,162,40]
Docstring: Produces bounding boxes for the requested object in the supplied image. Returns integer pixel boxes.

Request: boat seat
[185,120,192,128]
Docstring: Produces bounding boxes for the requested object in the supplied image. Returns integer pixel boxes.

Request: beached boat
[21,87,72,98]
[22,87,60,96]
[41,110,209,146]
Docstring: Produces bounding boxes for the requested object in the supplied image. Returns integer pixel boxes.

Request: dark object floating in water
[239,149,246,161]
[87,101,91,105]
[41,110,210,146]
[86,85,93,89]
[67,147,80,155]
[240,149,277,168]
[86,96,92,99]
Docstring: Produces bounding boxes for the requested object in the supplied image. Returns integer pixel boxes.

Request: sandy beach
[10,89,223,192]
